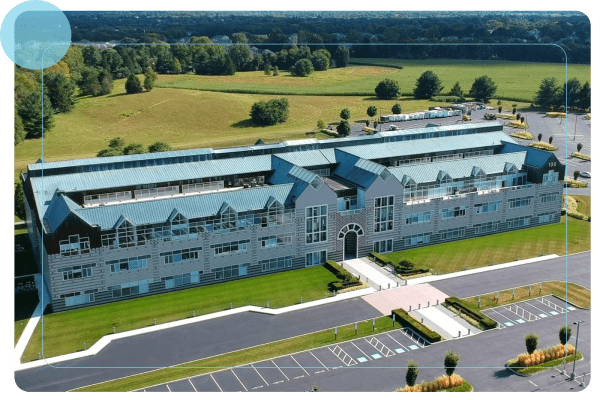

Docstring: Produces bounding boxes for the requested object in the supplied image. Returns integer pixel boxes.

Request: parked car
[579,171,591,178]
[388,125,398,131]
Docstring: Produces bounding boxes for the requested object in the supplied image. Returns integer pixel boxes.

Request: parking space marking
[272,360,289,381]
[515,319,526,324]
[356,357,368,363]
[371,353,382,359]
[549,310,559,315]
[290,355,309,376]
[251,364,269,386]
[386,333,409,352]
[309,351,329,371]
[166,384,171,392]
[524,301,550,314]
[210,374,223,392]
[365,336,395,357]
[351,342,372,360]
[329,345,357,366]
[188,379,197,392]
[408,344,419,350]
[490,308,517,325]
[231,369,247,392]
[538,313,548,318]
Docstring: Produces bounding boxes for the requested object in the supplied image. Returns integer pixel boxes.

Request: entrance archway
[338,223,364,260]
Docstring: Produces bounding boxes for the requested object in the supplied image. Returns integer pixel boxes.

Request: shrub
[559,324,572,345]
[392,103,402,114]
[525,332,539,354]
[291,58,314,77]
[125,74,143,94]
[250,98,289,126]
[392,309,442,343]
[444,350,460,376]
[336,120,351,137]
[444,297,497,329]
[340,108,351,120]
[398,259,415,270]
[375,78,400,99]
[406,360,419,387]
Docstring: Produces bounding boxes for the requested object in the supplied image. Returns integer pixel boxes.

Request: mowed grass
[21,266,337,362]
[385,216,590,275]
[572,195,592,217]
[13,80,436,175]
[74,315,397,392]
[156,59,590,102]
[462,281,590,310]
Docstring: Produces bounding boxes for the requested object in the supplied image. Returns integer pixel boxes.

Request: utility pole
[571,320,584,380]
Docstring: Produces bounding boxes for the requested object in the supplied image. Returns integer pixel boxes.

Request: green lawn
[385,216,590,275]
[74,315,397,392]
[462,281,591,310]
[573,195,592,217]
[21,265,337,362]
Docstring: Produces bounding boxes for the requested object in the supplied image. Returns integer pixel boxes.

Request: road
[14,251,590,392]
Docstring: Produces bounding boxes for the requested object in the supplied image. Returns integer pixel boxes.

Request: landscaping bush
[444,350,460,376]
[525,332,539,354]
[324,260,359,291]
[406,360,419,387]
[403,374,464,392]
[391,309,442,343]
[371,252,393,266]
[559,324,572,345]
[516,344,575,367]
[529,142,558,151]
[546,112,567,118]
[444,297,497,329]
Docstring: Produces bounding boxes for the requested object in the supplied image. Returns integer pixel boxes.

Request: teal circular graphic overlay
[1,1,71,69]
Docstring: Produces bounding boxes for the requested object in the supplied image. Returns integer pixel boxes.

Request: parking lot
[481,295,577,329]
[137,327,431,392]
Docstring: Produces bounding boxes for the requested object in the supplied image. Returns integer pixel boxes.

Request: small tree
[516,113,521,121]
[291,58,314,77]
[398,259,415,269]
[336,120,351,137]
[521,116,525,124]
[148,142,173,153]
[373,121,378,129]
[143,67,158,91]
[406,360,419,387]
[497,100,502,106]
[273,66,279,76]
[125,74,143,94]
[548,136,553,145]
[512,107,517,115]
[449,81,463,99]
[123,143,147,155]
[525,333,539,355]
[577,143,583,152]
[574,170,580,181]
[367,105,378,119]
[365,120,370,127]
[470,75,498,103]
[14,181,26,221]
[375,78,400,99]
[498,106,503,114]
[264,64,272,75]
[108,137,125,152]
[317,119,326,130]
[559,324,572,345]
[392,103,402,114]
[444,350,460,376]
[538,133,543,142]
[340,108,351,120]
[413,70,444,100]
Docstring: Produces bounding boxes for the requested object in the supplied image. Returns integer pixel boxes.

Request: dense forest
[65,11,590,63]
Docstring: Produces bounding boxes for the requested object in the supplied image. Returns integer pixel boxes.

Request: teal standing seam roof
[388,152,528,184]
[498,142,555,169]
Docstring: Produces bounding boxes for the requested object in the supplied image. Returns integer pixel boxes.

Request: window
[260,256,294,272]
[106,255,151,273]
[507,216,531,228]
[61,289,98,307]
[59,263,94,280]
[374,196,394,233]
[212,240,249,256]
[542,170,559,185]
[405,233,431,247]
[306,250,327,267]
[538,213,557,223]
[404,211,432,225]
[259,234,292,248]
[311,168,330,177]
[439,227,466,240]
[108,279,152,298]
[474,221,500,234]
[160,247,201,264]
[306,205,327,244]
[474,201,502,214]
[161,271,202,289]
[59,235,90,256]
[440,206,466,219]
[508,196,533,209]
[117,219,136,248]
[373,239,393,253]
[212,263,249,280]
[540,193,559,203]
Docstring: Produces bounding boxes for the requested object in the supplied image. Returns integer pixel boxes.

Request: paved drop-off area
[342,258,397,289]
[411,306,475,339]
[362,284,449,315]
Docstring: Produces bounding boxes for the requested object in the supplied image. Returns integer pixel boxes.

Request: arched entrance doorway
[338,223,364,260]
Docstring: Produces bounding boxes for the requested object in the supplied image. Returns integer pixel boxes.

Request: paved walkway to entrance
[342,258,397,290]
[361,283,449,315]
[411,305,479,340]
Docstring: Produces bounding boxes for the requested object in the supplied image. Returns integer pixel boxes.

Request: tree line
[534,77,591,111]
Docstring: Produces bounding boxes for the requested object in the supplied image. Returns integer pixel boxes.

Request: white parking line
[188,379,197,392]
[251,364,269,386]
[351,342,372,360]
[524,301,550,314]
[309,351,329,371]
[272,360,289,381]
[290,355,310,376]
[386,333,409,352]
[491,308,517,325]
[230,369,248,392]
[166,384,171,392]
[529,380,538,387]
[210,374,223,392]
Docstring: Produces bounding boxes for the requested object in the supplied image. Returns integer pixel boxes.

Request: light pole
[571,320,583,380]
[574,114,578,141]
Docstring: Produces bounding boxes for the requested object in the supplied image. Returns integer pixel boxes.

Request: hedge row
[445,297,497,330]
[371,253,428,275]
[371,252,393,266]
[391,308,442,343]
[324,260,360,292]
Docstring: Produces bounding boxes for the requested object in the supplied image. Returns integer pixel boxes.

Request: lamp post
[571,320,583,380]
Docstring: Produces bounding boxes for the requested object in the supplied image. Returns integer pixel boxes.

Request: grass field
[573,195,592,217]
[73,315,397,392]
[385,216,590,275]
[462,281,591,310]
[13,81,436,176]
[156,60,590,102]
[21,266,337,362]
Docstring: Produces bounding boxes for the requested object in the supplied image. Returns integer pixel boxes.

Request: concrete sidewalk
[15,286,374,371]
[342,258,397,290]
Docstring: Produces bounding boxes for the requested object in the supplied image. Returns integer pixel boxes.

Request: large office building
[22,122,565,312]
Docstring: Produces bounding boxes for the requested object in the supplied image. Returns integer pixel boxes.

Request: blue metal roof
[498,142,556,168]
[389,152,528,184]
[273,149,337,167]
[73,184,294,230]
[332,150,389,189]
